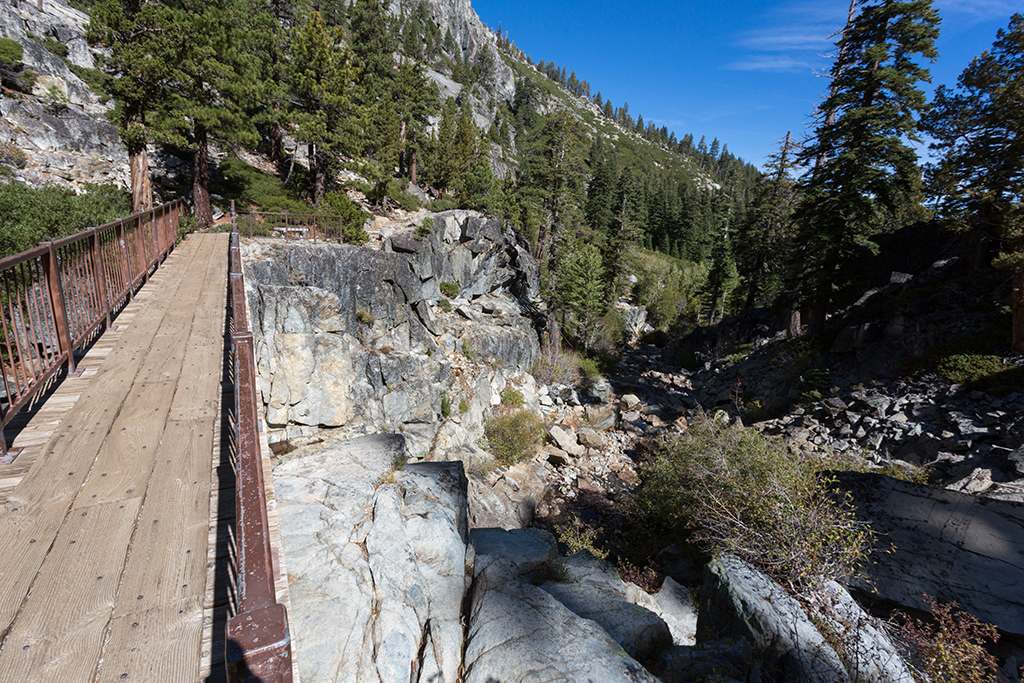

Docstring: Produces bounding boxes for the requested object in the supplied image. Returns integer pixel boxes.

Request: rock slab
[273,435,469,683]
[837,471,1024,637]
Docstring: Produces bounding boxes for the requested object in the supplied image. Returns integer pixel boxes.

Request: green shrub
[415,216,434,240]
[43,84,68,114]
[319,190,370,245]
[531,346,582,386]
[798,367,836,404]
[633,416,875,595]
[212,157,309,215]
[0,182,130,258]
[438,298,452,313]
[355,309,375,325]
[936,354,1004,385]
[461,339,474,357]
[42,37,69,58]
[500,388,524,406]
[429,196,458,212]
[0,37,23,68]
[19,70,38,92]
[440,281,459,298]
[484,409,545,466]
[177,213,197,241]
[556,513,608,559]
[578,356,601,379]
[459,398,469,414]
[440,390,452,418]
[67,64,112,102]
[387,178,421,211]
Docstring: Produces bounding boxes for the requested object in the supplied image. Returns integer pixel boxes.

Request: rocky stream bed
[242,210,1024,682]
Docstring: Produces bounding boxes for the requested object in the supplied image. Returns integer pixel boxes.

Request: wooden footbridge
[0,204,293,682]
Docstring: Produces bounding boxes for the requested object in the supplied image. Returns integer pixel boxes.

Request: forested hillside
[58,0,757,354]
[1,0,1021,358]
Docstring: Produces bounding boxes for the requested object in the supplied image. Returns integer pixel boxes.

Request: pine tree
[924,13,1024,352]
[738,131,801,309]
[392,59,438,184]
[795,0,939,332]
[555,240,606,347]
[425,96,459,191]
[517,109,588,349]
[162,0,258,227]
[289,10,362,204]
[604,166,646,296]
[584,138,617,235]
[88,0,177,211]
[704,224,739,325]
[242,0,295,169]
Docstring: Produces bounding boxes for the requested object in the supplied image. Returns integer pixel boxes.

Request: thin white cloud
[726,0,849,73]
[724,56,816,72]
[937,0,1022,23]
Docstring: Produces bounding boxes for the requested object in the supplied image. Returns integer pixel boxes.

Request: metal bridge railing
[0,200,185,455]
[225,219,293,683]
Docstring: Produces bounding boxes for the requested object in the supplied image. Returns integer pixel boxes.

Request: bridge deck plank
[0,232,235,682]
[0,237,199,636]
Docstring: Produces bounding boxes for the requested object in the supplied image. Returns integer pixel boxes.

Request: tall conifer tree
[925,14,1024,352]
[795,0,939,331]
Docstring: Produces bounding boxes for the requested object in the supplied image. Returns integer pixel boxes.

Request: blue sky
[471,0,1024,170]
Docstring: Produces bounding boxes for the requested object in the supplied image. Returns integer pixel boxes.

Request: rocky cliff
[244,210,539,459]
[0,0,131,189]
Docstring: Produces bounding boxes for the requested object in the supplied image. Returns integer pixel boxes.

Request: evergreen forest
[10,0,1023,357]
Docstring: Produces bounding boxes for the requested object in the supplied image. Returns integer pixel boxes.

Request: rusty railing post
[41,243,76,374]
[87,229,112,330]
[116,220,132,295]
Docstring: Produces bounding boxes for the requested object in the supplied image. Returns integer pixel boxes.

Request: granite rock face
[0,0,134,190]
[244,210,540,458]
[538,552,672,663]
[273,435,469,683]
[698,555,849,683]
[697,555,915,683]
[463,531,662,683]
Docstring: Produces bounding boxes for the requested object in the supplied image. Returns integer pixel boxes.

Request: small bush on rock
[459,398,469,414]
[440,281,459,298]
[484,409,544,466]
[414,216,434,240]
[531,346,582,387]
[18,70,38,92]
[500,388,524,406]
[935,354,1004,385]
[355,309,374,325]
[898,596,999,683]
[633,416,875,595]
[0,37,23,68]
[43,37,69,58]
[320,190,370,245]
[556,513,608,559]
[440,390,451,418]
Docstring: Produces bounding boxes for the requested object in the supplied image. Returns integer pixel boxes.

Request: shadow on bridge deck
[0,232,261,682]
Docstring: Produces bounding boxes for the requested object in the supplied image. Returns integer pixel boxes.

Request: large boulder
[538,552,672,663]
[836,471,1024,638]
[463,559,661,683]
[697,555,848,683]
[272,435,470,683]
